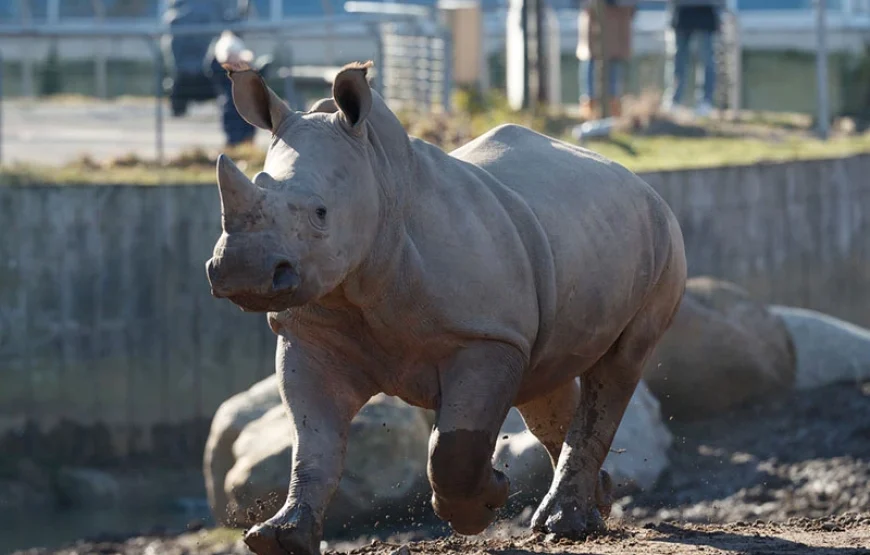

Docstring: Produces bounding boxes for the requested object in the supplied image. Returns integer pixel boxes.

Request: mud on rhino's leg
[428,340,525,536]
[244,336,374,555]
[530,302,674,539]
[516,380,614,519]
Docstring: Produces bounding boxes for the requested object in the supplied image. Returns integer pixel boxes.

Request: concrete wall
[644,155,870,330]
[0,185,275,467]
[2,154,869,465]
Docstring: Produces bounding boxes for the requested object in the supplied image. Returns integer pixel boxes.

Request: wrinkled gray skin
[205,61,687,555]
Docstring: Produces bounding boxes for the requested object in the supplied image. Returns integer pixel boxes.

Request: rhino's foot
[243,505,320,555]
[532,501,607,540]
[431,469,510,536]
[531,471,613,540]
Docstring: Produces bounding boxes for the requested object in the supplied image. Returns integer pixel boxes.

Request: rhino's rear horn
[216,154,264,231]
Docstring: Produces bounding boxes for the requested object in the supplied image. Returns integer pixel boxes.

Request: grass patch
[582,132,870,173]
[3,90,870,186]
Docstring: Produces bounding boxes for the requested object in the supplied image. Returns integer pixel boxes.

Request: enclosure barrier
[0,7,455,165]
[3,154,870,465]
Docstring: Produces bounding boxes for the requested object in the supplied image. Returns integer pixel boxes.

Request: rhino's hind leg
[428,341,524,536]
[530,296,678,539]
[516,381,614,519]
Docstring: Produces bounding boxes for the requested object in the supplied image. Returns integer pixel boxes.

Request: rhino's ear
[332,61,373,130]
[223,61,292,134]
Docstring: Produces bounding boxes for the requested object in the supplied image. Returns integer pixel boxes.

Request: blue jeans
[580,59,625,100]
[669,29,716,106]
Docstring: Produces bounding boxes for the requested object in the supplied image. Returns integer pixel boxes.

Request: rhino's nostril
[272,261,300,293]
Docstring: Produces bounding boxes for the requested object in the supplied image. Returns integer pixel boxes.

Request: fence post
[147,38,165,165]
[370,22,385,97]
[814,0,830,139]
[593,0,610,118]
[729,1,742,112]
[441,25,453,114]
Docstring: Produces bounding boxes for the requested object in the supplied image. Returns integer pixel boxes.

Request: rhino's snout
[206,255,300,302]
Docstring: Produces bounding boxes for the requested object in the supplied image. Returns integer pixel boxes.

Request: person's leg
[580,58,597,119]
[583,58,596,101]
[608,59,625,117]
[670,28,692,107]
[697,29,717,113]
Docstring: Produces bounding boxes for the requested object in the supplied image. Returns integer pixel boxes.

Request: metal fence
[380,20,453,113]
[0,5,455,166]
[1,1,864,166]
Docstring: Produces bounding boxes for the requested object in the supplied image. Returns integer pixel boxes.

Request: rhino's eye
[315,207,327,220]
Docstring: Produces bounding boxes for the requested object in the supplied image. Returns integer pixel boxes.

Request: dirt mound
[619,380,870,524]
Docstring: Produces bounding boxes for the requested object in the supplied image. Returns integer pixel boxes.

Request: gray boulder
[203,374,283,526]
[493,380,672,505]
[643,277,796,420]
[222,393,432,535]
[768,305,870,390]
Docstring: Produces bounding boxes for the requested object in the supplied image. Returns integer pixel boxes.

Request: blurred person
[161,0,250,117]
[207,30,257,148]
[662,0,723,117]
[575,0,638,119]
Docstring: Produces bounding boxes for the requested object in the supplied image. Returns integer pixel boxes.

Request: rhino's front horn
[216,153,264,231]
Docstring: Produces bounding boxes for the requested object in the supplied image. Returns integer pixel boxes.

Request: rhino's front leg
[428,341,525,535]
[244,336,374,555]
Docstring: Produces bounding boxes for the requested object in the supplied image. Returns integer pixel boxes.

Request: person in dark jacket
[162,0,250,117]
[662,0,723,117]
[205,30,257,148]
[163,0,256,146]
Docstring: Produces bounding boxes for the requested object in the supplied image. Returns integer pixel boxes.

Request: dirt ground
[14,380,870,555]
[18,514,870,555]
[351,517,870,555]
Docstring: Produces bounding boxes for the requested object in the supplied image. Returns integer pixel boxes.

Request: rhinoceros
[205,61,687,555]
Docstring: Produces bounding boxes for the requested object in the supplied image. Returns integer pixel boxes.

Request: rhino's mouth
[228,291,299,313]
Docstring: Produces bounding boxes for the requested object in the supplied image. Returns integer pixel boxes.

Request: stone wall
[1,154,869,464]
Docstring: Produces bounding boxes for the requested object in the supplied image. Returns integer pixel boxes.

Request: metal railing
[0,8,455,165]
[345,2,454,113]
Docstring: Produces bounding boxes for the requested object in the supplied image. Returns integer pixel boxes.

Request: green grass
[5,133,869,187]
[582,132,870,173]
[3,91,869,186]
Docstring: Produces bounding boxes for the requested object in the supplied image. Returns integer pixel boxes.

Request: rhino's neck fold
[338,120,424,310]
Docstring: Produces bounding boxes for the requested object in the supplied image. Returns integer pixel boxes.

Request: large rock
[203,374,283,526]
[222,393,432,535]
[642,277,796,420]
[493,380,672,506]
[768,305,870,390]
